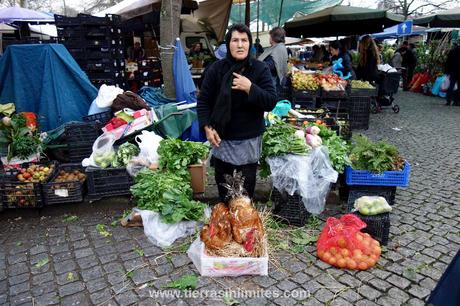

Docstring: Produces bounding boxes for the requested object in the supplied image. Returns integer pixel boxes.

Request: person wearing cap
[197,24,277,201]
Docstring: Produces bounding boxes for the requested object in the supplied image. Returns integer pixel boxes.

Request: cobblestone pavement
[1,92,460,306]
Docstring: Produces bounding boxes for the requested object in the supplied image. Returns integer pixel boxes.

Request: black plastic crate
[86,48,110,59]
[54,14,81,26]
[64,122,100,163]
[319,98,349,111]
[85,167,133,201]
[357,213,390,245]
[349,96,371,130]
[59,37,85,49]
[292,89,320,100]
[42,163,86,205]
[111,48,125,59]
[79,14,109,25]
[347,186,397,207]
[321,90,348,99]
[329,112,351,140]
[106,14,122,25]
[67,48,86,60]
[82,111,112,129]
[271,188,309,226]
[349,87,377,97]
[85,39,111,49]
[0,162,57,209]
[292,99,317,109]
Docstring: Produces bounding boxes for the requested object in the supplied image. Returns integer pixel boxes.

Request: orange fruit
[337,237,347,248]
[358,261,368,270]
[337,258,347,268]
[340,248,350,258]
[347,259,358,270]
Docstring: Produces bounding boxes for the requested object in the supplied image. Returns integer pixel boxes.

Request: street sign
[397,20,413,36]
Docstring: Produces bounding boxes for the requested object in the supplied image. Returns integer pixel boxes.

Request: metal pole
[245,0,250,27]
[256,0,260,40]
[63,0,67,16]
[278,0,284,27]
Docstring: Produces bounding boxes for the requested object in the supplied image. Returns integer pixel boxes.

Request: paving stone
[74,248,94,259]
[9,292,32,305]
[408,285,431,299]
[154,263,173,276]
[252,276,277,288]
[314,288,335,303]
[53,259,77,274]
[58,281,85,297]
[376,296,400,306]
[131,267,157,286]
[90,288,112,305]
[245,296,269,306]
[31,281,57,297]
[9,273,29,286]
[86,277,109,294]
[407,297,425,306]
[9,281,30,297]
[29,245,47,256]
[277,279,297,291]
[77,255,99,269]
[72,239,90,250]
[356,299,379,306]
[291,272,310,285]
[34,292,59,305]
[388,287,410,303]
[8,253,27,265]
[61,292,90,306]
[273,296,297,306]
[31,272,53,286]
[171,254,190,268]
[56,271,80,286]
[8,263,29,276]
[81,265,104,282]
[99,253,118,264]
[115,290,139,306]
[330,297,354,306]
[387,274,411,290]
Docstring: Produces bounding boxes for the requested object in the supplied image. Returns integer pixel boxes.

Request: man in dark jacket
[197,24,277,201]
[401,41,417,90]
[444,41,460,106]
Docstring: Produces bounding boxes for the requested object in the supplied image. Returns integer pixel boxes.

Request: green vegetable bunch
[0,114,42,161]
[322,134,351,174]
[131,169,206,223]
[158,138,209,178]
[112,142,140,167]
[260,122,310,177]
[349,135,402,173]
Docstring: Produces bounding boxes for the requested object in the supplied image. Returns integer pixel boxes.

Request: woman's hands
[204,125,221,147]
[232,73,252,94]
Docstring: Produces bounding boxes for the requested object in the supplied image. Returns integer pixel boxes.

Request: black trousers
[403,66,415,90]
[213,157,258,203]
[446,76,460,105]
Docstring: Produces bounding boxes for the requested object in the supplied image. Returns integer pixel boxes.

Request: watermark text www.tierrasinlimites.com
[147,288,310,299]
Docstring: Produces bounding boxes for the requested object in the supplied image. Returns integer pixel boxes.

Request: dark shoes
[445,102,451,106]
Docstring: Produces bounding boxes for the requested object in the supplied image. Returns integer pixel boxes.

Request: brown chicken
[200,203,233,250]
[224,172,265,252]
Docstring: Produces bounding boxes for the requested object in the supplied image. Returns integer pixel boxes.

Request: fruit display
[16,164,55,183]
[317,232,381,270]
[291,72,320,91]
[318,74,347,91]
[350,80,375,89]
[53,169,86,184]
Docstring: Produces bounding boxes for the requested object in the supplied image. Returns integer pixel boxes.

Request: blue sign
[397,20,413,36]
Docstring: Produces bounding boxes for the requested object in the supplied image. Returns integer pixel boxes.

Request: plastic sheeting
[0,44,97,131]
[267,147,338,215]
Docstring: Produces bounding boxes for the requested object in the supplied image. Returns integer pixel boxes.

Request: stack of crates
[55,13,126,89]
[137,59,163,87]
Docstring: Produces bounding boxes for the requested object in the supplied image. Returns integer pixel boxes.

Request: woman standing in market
[328,41,355,80]
[197,24,277,202]
[444,41,460,106]
[356,35,380,83]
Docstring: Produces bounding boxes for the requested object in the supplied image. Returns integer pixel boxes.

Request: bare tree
[378,0,457,19]
[80,0,124,15]
[160,0,182,99]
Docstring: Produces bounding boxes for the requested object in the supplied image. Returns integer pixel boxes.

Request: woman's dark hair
[224,24,253,54]
[269,27,286,43]
[329,41,341,51]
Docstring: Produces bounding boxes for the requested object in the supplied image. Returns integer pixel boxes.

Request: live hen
[200,203,232,250]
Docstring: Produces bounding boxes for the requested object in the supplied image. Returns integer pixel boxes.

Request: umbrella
[284,5,404,38]
[413,7,460,27]
[0,6,54,23]
[173,37,196,104]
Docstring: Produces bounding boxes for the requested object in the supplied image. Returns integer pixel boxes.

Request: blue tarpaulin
[173,37,206,142]
[370,24,427,39]
[0,44,97,131]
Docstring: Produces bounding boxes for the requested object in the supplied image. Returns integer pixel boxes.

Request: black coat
[445,45,460,79]
[356,47,378,83]
[197,59,277,140]
[331,51,356,80]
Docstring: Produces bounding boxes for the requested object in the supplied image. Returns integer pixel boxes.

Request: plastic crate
[319,98,349,111]
[321,90,348,99]
[345,161,410,187]
[292,89,320,100]
[0,161,57,209]
[64,122,100,163]
[82,111,112,129]
[79,14,109,25]
[54,14,80,26]
[271,188,309,226]
[106,14,122,25]
[348,96,370,130]
[357,213,390,245]
[330,112,351,140]
[59,37,85,48]
[42,163,85,205]
[347,186,397,208]
[85,167,133,201]
[349,87,377,97]
[67,48,86,60]
[86,48,110,59]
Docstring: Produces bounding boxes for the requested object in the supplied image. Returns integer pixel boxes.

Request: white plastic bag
[187,237,269,277]
[135,130,163,164]
[135,208,209,247]
[267,147,338,215]
[353,196,392,215]
[82,133,116,168]
[95,84,124,108]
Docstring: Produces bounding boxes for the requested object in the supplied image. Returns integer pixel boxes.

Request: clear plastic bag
[353,196,392,215]
[82,133,116,168]
[135,130,163,164]
[126,155,151,177]
[267,147,338,215]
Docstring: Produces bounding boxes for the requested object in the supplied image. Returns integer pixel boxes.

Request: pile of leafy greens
[322,134,351,174]
[157,138,209,178]
[0,114,42,161]
[260,122,310,177]
[349,135,403,173]
[130,169,206,224]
